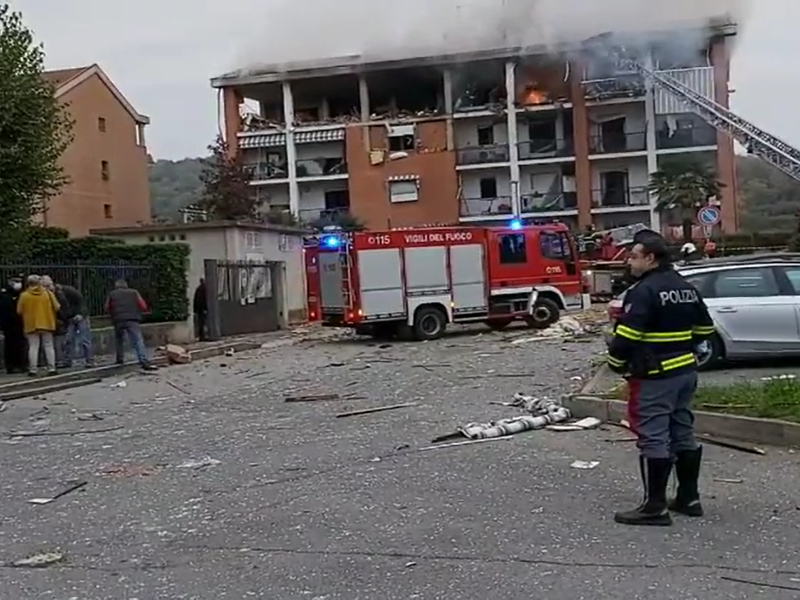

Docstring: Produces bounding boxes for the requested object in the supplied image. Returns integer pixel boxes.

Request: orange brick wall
[345,120,459,228]
[42,74,150,235]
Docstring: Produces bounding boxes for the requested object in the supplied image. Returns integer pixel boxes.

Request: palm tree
[649,160,724,242]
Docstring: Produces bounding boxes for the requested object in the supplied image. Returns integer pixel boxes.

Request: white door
[702,266,800,355]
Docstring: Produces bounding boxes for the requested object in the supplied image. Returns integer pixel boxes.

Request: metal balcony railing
[656,124,717,150]
[591,186,650,208]
[295,157,347,178]
[456,144,510,166]
[245,163,288,181]
[460,196,513,217]
[589,131,646,154]
[583,74,646,101]
[298,207,353,223]
[517,138,573,160]
[520,192,578,213]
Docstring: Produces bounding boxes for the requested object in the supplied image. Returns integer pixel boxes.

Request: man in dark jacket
[193,278,208,341]
[58,283,94,368]
[0,276,28,374]
[105,279,157,370]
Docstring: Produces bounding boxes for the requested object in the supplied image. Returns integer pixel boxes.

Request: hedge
[27,238,190,323]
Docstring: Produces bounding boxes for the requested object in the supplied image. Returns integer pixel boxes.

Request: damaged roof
[210,19,736,88]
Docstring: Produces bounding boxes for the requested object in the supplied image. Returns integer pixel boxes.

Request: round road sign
[697,206,721,226]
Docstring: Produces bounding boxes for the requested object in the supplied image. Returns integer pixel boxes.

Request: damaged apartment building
[210,21,738,232]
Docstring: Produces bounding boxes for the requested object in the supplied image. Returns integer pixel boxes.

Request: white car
[606,254,800,369]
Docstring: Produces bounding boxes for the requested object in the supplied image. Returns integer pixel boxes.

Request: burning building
[210,20,738,232]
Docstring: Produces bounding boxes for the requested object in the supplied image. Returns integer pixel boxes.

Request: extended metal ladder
[617,57,800,183]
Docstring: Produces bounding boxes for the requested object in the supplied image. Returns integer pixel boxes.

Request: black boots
[669,446,703,517]
[614,456,673,526]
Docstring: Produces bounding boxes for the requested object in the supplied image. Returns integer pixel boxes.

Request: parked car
[605,254,800,370]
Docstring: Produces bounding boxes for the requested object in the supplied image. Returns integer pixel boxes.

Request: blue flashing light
[509,219,523,230]
[321,235,342,249]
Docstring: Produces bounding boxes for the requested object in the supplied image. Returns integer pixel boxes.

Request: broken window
[477,126,494,146]
[479,178,497,199]
[452,60,506,112]
[291,74,360,123]
[367,67,442,119]
[652,42,709,70]
[388,124,415,152]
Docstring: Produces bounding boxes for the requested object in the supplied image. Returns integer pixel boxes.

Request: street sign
[697,206,721,226]
[702,225,713,238]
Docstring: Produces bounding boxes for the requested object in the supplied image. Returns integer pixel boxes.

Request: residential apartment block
[211,22,738,233]
[40,65,151,236]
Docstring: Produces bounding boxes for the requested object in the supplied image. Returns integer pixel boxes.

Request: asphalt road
[1,325,799,599]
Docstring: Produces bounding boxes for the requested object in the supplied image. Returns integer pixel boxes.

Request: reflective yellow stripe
[615,324,643,341]
[607,355,626,367]
[692,326,715,335]
[642,330,693,342]
[647,352,696,375]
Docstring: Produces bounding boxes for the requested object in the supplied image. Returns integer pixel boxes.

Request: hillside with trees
[148,154,800,232]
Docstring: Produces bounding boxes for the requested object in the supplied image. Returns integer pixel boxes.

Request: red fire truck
[304,222,589,341]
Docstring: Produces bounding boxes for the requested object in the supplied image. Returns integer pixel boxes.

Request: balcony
[520,192,577,213]
[245,163,288,182]
[517,138,573,161]
[656,124,717,150]
[456,144,510,166]
[298,207,353,225]
[583,74,645,102]
[460,196,513,217]
[591,186,650,209]
[589,131,646,155]
[296,157,347,178]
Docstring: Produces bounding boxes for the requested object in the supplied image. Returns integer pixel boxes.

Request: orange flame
[521,87,548,105]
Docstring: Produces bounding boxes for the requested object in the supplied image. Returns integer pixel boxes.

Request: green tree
[649,159,723,242]
[198,135,258,220]
[0,4,73,256]
[149,157,204,218]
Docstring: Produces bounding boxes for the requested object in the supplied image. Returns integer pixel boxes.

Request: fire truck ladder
[339,245,355,312]
[621,58,800,183]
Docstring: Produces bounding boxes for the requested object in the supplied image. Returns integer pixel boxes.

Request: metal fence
[0,261,154,318]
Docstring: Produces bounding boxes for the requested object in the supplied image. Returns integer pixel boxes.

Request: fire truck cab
[305,222,588,341]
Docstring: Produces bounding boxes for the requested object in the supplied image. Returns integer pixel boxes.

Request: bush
[694,376,800,422]
[31,239,190,323]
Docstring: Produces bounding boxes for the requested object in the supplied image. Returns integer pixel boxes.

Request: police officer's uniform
[607,262,715,526]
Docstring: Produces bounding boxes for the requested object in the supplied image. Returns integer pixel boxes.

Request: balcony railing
[589,131,646,154]
[245,163,288,181]
[296,157,347,178]
[654,67,714,114]
[517,138,573,160]
[298,207,353,224]
[456,144,510,166]
[656,124,717,150]
[460,196,513,217]
[583,74,645,101]
[591,186,650,208]
[520,192,577,213]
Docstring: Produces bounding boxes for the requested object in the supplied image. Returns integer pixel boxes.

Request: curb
[564,394,800,448]
[0,340,263,402]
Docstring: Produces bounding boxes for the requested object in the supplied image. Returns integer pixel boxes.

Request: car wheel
[524,297,560,330]
[696,333,724,371]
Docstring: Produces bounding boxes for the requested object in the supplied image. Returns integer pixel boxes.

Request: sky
[9,0,796,160]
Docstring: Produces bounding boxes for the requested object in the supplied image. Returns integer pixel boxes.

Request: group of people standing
[0,276,156,376]
[0,275,93,376]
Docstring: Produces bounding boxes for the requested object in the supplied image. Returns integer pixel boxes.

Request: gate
[204,259,281,339]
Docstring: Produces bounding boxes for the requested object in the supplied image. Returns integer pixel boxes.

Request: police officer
[607,232,715,526]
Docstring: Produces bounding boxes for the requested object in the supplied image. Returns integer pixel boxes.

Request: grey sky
[10,0,794,160]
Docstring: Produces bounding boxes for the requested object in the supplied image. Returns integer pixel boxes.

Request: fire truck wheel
[413,306,447,341]
[525,297,560,329]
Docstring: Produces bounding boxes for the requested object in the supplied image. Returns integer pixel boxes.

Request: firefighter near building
[304,221,589,341]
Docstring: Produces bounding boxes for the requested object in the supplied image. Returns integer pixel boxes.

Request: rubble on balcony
[241,113,283,132]
[583,74,645,101]
[293,107,360,128]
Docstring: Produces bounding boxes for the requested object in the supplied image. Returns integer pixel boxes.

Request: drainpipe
[643,51,660,232]
[282,81,300,216]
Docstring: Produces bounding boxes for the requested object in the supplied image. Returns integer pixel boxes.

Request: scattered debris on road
[101,464,160,478]
[29,481,87,505]
[451,395,570,440]
[714,477,744,484]
[336,402,417,418]
[165,344,191,364]
[285,393,342,403]
[571,460,599,470]
[177,457,221,469]
[419,437,512,452]
[8,551,65,568]
[224,348,236,357]
[509,316,589,345]
[111,380,127,388]
[7,425,123,437]
[696,434,766,456]
[547,417,602,431]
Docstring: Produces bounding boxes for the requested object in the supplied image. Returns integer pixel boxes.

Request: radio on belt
[304,222,589,341]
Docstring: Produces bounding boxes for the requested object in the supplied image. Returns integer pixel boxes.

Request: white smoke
[230,0,750,75]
